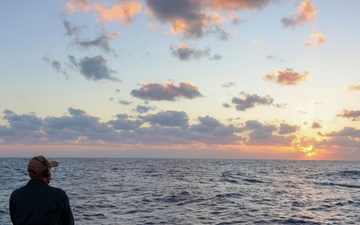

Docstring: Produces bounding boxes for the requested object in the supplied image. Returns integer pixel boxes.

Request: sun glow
[302,145,315,158]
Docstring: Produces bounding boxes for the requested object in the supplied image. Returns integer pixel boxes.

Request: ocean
[1,158,360,225]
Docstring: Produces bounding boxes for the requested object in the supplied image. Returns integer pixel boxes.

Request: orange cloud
[93,1,142,24]
[177,42,189,50]
[348,85,360,91]
[210,12,226,25]
[264,69,309,85]
[281,0,317,28]
[210,0,272,10]
[306,31,326,46]
[67,0,91,13]
[170,19,188,35]
[298,0,317,21]
[168,14,227,38]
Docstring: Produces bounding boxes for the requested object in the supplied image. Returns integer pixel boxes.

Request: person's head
[27,155,59,182]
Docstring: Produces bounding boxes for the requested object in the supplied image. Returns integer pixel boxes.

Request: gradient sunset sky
[1,0,360,160]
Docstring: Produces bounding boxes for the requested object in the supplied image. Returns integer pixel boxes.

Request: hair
[28,168,50,179]
[27,157,51,179]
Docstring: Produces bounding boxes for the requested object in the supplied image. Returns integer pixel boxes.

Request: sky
[1,0,360,160]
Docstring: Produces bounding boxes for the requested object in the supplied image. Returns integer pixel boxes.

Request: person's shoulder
[10,185,29,202]
[11,185,27,196]
[48,185,69,196]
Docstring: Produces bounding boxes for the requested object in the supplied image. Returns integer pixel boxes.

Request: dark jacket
[9,179,74,225]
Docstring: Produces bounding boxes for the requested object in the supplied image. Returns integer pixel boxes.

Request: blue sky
[1,0,360,160]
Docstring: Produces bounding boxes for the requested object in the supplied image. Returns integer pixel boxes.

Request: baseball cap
[27,155,59,177]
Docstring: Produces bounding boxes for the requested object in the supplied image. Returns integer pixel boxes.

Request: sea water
[1,158,360,225]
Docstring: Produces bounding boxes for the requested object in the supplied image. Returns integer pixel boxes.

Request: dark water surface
[1,158,360,224]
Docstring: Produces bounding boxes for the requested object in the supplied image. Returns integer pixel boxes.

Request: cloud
[190,115,221,133]
[169,19,206,39]
[65,0,272,41]
[0,109,115,145]
[278,123,299,134]
[306,31,326,47]
[189,116,240,144]
[311,122,322,129]
[75,33,120,53]
[146,0,203,23]
[170,43,210,61]
[93,1,142,24]
[3,110,42,131]
[231,92,274,111]
[337,109,360,121]
[0,109,305,148]
[67,0,91,13]
[147,23,156,31]
[222,82,236,88]
[118,100,133,105]
[264,69,309,85]
[144,110,189,127]
[107,114,143,131]
[68,55,78,67]
[318,136,360,152]
[242,120,296,146]
[63,20,81,36]
[44,114,96,130]
[325,127,360,138]
[348,85,360,91]
[66,0,142,24]
[43,56,68,76]
[131,81,202,101]
[274,103,287,109]
[5,109,360,155]
[43,114,117,143]
[316,127,360,152]
[77,55,120,82]
[134,105,155,113]
[68,107,86,116]
[209,54,222,60]
[209,0,273,10]
[281,0,317,28]
[51,61,62,72]
[146,0,232,39]
[222,103,231,108]
[206,25,233,41]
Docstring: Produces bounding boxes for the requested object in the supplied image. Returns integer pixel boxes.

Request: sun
[301,145,315,159]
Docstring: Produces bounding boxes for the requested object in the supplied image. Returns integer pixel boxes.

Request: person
[9,155,74,225]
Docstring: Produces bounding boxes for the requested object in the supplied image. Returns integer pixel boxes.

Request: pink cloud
[281,0,317,28]
[264,69,309,86]
[92,1,142,24]
[66,0,91,13]
[306,31,326,46]
[209,0,272,10]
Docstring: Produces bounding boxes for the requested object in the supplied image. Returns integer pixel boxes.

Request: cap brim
[49,160,59,168]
